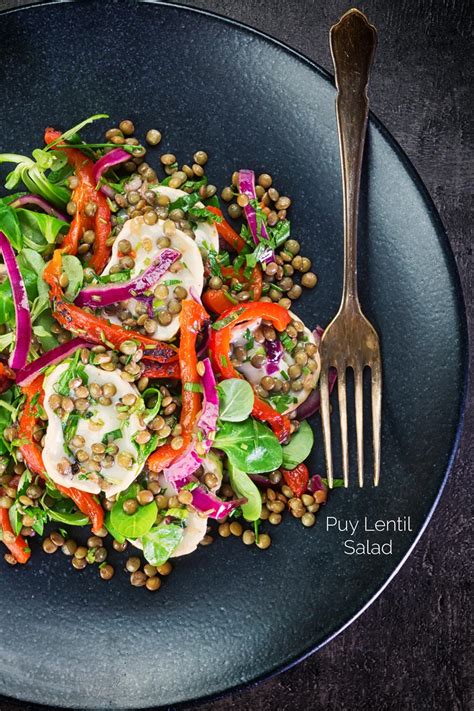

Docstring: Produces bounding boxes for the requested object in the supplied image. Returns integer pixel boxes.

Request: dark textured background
[0,1,472,710]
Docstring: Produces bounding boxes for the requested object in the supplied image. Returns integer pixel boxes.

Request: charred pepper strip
[18,376,104,534]
[206,205,246,252]
[0,509,30,564]
[203,264,263,315]
[203,207,263,313]
[44,127,112,273]
[43,250,177,363]
[147,299,208,472]
[0,361,15,394]
[209,301,292,442]
[141,360,181,380]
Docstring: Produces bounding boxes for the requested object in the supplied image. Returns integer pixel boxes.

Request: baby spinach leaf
[25,506,49,535]
[19,248,45,276]
[0,264,38,325]
[34,311,59,351]
[16,209,68,252]
[281,420,314,469]
[61,255,84,300]
[213,418,282,473]
[217,379,254,422]
[0,201,22,249]
[41,495,90,526]
[110,483,157,539]
[104,512,126,544]
[141,522,183,567]
[228,463,262,521]
[0,389,16,454]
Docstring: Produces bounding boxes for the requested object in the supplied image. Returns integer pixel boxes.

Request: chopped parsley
[212,307,245,331]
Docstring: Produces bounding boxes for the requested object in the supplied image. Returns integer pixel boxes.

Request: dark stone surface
[0,1,471,710]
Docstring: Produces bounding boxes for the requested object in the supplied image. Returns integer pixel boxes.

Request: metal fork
[320,9,382,488]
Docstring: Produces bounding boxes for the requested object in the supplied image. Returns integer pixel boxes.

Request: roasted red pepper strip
[0,361,15,394]
[203,264,263,315]
[141,360,181,380]
[147,299,208,472]
[18,376,104,534]
[206,205,247,252]
[45,127,112,273]
[281,464,310,497]
[203,208,263,313]
[0,509,31,564]
[209,301,292,442]
[43,250,177,363]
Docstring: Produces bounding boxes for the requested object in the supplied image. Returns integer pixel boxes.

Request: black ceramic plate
[0,1,467,708]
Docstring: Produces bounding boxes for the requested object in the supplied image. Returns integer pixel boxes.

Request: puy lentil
[157,561,172,576]
[42,538,58,554]
[302,272,318,288]
[146,576,161,591]
[228,203,242,219]
[131,571,147,587]
[100,564,115,580]
[146,129,162,145]
[256,533,271,549]
[72,557,87,570]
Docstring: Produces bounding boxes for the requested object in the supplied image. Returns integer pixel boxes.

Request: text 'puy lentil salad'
[0,115,340,590]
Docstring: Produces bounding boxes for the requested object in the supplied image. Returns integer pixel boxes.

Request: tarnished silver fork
[320,9,382,488]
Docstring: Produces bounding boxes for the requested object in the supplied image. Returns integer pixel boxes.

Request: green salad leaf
[17,209,68,252]
[61,255,84,300]
[141,522,183,566]
[217,378,254,422]
[104,511,126,544]
[281,420,314,469]
[213,418,282,473]
[109,483,157,539]
[228,463,262,521]
[41,494,90,526]
[0,200,22,249]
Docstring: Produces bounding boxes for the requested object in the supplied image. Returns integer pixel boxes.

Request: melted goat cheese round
[130,454,223,558]
[43,362,145,497]
[231,312,321,414]
[152,185,219,254]
[101,216,204,341]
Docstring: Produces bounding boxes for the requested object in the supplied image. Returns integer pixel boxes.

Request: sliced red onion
[237,169,275,264]
[313,325,324,343]
[308,475,328,499]
[75,248,180,307]
[264,338,283,375]
[188,488,246,520]
[93,148,130,197]
[164,358,218,484]
[10,194,68,222]
[0,232,32,371]
[16,337,93,386]
[163,359,242,519]
[295,368,337,420]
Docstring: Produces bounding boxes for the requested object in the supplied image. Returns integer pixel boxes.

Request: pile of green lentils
[1,120,325,587]
[68,118,318,311]
[10,468,328,590]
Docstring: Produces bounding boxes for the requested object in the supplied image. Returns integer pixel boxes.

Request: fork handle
[330,9,377,308]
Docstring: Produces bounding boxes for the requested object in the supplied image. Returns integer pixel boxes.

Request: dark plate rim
[0,1,469,709]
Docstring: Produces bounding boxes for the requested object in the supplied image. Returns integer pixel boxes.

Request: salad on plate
[0,115,338,590]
